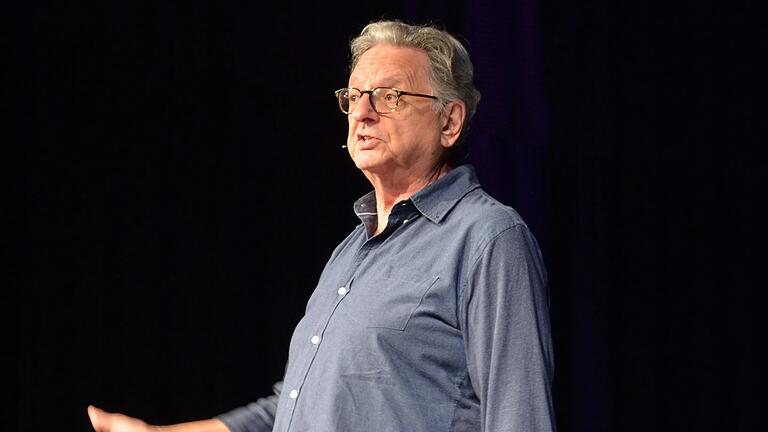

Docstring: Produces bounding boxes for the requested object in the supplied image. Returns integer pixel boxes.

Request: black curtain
[3,1,759,431]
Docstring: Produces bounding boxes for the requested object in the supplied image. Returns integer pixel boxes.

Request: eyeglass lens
[338,88,398,114]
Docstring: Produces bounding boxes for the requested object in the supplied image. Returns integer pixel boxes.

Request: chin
[352,154,388,174]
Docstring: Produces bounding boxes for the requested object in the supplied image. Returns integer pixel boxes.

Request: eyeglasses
[334,87,439,114]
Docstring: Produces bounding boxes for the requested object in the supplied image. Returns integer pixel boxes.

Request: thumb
[88,405,108,431]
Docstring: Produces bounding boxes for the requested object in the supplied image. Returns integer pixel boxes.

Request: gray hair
[350,20,481,165]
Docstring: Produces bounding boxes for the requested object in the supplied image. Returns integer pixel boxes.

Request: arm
[214,381,281,432]
[88,381,282,432]
[462,225,556,432]
[88,406,229,432]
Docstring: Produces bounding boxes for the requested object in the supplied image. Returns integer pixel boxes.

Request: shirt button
[310,335,321,345]
[289,389,299,399]
[337,286,348,296]
[403,219,409,224]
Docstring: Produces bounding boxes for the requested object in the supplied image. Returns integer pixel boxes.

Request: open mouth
[356,134,379,146]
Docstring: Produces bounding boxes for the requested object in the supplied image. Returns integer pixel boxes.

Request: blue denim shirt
[218,165,556,432]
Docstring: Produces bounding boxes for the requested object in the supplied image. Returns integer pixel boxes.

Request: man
[88,20,556,432]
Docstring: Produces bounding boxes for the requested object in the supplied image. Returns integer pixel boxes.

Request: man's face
[346,44,447,178]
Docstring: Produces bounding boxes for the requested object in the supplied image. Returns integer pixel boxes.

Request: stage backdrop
[3,1,758,431]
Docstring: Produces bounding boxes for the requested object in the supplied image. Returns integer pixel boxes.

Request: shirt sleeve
[215,381,282,432]
[462,224,557,432]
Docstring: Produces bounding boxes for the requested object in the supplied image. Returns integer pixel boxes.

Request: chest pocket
[344,275,439,330]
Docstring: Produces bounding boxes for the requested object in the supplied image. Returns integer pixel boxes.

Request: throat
[374,212,389,236]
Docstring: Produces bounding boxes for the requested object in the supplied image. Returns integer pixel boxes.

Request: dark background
[3,1,760,431]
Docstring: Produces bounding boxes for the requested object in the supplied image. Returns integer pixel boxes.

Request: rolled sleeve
[216,381,282,432]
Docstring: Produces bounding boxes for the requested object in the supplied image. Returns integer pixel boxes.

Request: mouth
[355,134,379,148]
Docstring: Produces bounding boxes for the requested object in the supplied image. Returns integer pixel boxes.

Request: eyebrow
[379,75,407,86]
[349,74,411,89]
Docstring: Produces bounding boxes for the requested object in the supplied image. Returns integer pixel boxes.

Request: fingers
[87,405,151,432]
[88,405,108,431]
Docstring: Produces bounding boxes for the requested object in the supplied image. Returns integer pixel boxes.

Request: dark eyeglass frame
[334,87,439,114]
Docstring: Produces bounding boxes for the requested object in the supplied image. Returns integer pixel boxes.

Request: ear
[439,101,466,149]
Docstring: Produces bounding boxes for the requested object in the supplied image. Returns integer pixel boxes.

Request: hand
[88,405,155,432]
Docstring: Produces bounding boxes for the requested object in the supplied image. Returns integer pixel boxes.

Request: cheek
[392,122,420,143]
[346,120,357,153]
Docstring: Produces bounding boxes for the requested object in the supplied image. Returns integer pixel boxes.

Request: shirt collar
[353,164,481,225]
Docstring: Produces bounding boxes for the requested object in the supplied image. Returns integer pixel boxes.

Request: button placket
[283,234,372,431]
[284,278,354,429]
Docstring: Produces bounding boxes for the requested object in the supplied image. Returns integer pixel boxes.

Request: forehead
[349,44,431,88]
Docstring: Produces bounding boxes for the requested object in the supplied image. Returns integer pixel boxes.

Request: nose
[351,92,379,122]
